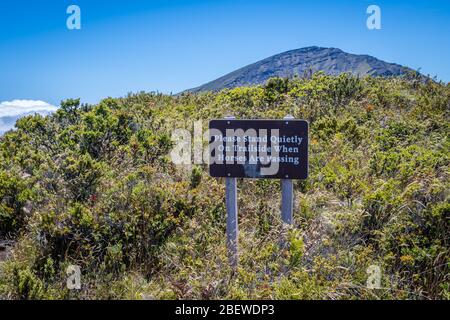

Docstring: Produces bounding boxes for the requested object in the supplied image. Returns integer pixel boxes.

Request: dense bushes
[0,74,448,299]
[0,170,33,236]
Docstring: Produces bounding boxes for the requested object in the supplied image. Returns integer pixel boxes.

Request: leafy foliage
[0,75,449,299]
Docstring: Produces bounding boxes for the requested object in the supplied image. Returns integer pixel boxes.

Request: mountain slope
[187,46,415,93]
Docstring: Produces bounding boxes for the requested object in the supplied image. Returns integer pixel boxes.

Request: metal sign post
[226,175,238,271]
[224,116,238,271]
[281,179,294,225]
[281,115,295,225]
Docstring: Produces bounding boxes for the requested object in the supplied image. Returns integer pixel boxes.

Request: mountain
[186,46,416,93]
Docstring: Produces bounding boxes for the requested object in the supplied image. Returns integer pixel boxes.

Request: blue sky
[0,0,449,107]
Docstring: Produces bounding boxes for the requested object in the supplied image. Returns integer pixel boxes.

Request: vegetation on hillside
[0,73,449,299]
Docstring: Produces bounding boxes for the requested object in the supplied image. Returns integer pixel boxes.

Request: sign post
[225,175,238,270]
[281,115,295,225]
[281,179,294,224]
[224,116,239,271]
[209,116,309,269]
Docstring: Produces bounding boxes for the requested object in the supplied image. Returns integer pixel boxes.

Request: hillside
[0,74,449,300]
[187,47,416,93]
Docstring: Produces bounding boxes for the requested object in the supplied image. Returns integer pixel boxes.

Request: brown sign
[209,119,308,179]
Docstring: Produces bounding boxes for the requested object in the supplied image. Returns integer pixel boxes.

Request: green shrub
[0,171,33,236]
[0,75,448,299]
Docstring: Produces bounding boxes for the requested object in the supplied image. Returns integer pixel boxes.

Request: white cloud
[0,100,58,118]
[0,100,58,135]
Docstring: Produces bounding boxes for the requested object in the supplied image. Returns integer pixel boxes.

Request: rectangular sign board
[209,119,309,179]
